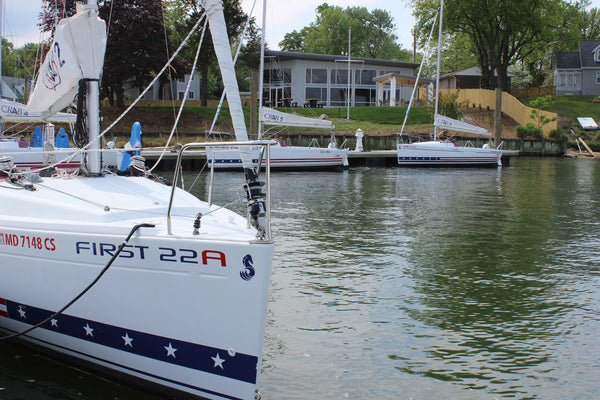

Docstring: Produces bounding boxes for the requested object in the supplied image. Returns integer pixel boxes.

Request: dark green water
[1,158,599,399]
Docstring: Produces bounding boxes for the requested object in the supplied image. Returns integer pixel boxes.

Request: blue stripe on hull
[2,299,258,385]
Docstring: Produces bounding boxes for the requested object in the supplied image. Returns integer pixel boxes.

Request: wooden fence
[440,88,558,136]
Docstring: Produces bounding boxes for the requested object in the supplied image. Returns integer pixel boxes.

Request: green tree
[1,40,40,80]
[412,0,566,91]
[100,0,173,108]
[279,3,411,61]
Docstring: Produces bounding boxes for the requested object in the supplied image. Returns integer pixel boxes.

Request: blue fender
[30,126,43,147]
[56,128,71,148]
[119,122,142,171]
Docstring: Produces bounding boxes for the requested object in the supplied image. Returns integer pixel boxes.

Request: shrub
[516,125,528,139]
[516,123,542,138]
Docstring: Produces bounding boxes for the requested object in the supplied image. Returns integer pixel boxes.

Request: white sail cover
[434,113,491,136]
[1,99,76,123]
[27,3,107,117]
[202,0,254,169]
[260,107,334,129]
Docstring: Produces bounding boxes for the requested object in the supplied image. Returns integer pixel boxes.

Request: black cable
[0,222,155,341]
[74,79,88,148]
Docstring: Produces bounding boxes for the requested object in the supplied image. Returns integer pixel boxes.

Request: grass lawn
[521,95,600,122]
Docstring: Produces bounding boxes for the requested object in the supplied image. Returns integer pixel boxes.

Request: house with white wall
[262,50,421,108]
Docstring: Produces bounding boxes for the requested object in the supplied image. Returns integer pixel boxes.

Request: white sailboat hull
[206,143,348,169]
[0,141,82,169]
[397,140,501,166]
[0,174,274,400]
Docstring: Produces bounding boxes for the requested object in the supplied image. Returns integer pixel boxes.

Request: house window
[556,71,581,90]
[178,91,185,100]
[188,91,194,99]
[331,69,349,85]
[597,71,600,84]
[355,69,376,85]
[305,87,327,102]
[305,68,327,84]
[594,46,600,62]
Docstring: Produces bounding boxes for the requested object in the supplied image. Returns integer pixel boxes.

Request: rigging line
[207,0,258,136]
[148,16,209,173]
[399,8,439,137]
[93,13,205,143]
[160,1,179,139]
[0,223,155,342]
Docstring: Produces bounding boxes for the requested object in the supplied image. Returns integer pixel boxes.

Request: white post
[390,78,397,107]
[354,128,364,152]
[377,81,384,106]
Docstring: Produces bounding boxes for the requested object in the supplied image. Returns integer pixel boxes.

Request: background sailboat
[396,0,501,167]
[207,0,348,170]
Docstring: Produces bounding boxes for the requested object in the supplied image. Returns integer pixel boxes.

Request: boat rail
[167,140,274,240]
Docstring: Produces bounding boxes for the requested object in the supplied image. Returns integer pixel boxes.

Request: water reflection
[388,159,600,399]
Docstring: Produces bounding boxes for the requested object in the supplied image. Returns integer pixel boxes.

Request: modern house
[262,50,421,108]
[554,39,600,96]
[439,66,512,90]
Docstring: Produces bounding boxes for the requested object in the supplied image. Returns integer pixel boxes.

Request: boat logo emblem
[240,254,256,281]
[43,43,66,91]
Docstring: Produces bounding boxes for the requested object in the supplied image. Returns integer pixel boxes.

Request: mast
[433,0,443,140]
[257,0,266,139]
[347,26,351,120]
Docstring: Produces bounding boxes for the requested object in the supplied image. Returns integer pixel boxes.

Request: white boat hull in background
[397,141,501,166]
[207,142,348,169]
[0,141,82,169]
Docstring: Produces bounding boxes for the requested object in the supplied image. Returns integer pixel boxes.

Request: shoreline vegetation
[100,94,600,152]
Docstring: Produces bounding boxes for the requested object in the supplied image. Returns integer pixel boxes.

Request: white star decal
[51,319,58,327]
[17,306,26,319]
[83,323,94,337]
[211,353,225,369]
[122,333,133,347]
[164,342,177,358]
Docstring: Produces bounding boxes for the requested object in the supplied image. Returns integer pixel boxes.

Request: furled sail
[260,107,334,129]
[434,114,491,136]
[202,0,254,169]
[27,3,106,117]
[1,99,76,123]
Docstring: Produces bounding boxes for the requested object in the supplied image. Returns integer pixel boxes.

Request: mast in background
[433,0,444,140]
[257,0,266,138]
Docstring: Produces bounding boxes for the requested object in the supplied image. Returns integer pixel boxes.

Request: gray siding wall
[581,69,600,96]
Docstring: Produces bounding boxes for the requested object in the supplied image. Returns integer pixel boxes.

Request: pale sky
[1,0,416,50]
[4,0,600,52]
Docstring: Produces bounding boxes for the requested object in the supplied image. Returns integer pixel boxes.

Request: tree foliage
[1,40,40,81]
[100,0,173,108]
[279,3,412,61]
[412,0,600,90]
